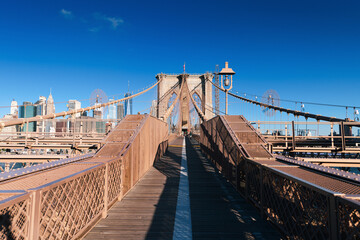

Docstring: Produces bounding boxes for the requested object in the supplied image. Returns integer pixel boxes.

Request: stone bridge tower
[156,73,214,132]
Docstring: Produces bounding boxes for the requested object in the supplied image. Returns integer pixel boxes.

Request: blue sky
[0,0,360,120]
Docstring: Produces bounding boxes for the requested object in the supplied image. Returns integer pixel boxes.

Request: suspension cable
[227,90,360,109]
[0,79,162,129]
[207,79,345,122]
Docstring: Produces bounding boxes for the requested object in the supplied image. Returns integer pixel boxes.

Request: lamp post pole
[225,89,229,115]
[219,62,235,115]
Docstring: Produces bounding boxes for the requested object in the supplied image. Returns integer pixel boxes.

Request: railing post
[341,121,346,151]
[131,145,134,187]
[292,121,296,150]
[29,190,41,240]
[285,124,288,148]
[72,115,76,150]
[103,163,109,218]
[245,159,249,199]
[259,166,264,219]
[331,123,334,149]
[329,196,338,240]
[80,121,83,145]
[25,120,29,146]
[118,161,125,201]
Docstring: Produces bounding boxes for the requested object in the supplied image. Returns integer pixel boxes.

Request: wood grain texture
[84,137,281,240]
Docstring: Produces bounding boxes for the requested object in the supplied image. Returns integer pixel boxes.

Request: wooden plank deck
[84,137,281,240]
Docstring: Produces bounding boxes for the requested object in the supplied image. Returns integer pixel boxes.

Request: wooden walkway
[84,137,281,240]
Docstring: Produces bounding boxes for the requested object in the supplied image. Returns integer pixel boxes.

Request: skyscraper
[46,92,55,115]
[107,99,116,119]
[35,96,47,116]
[67,100,81,118]
[19,102,37,132]
[117,103,124,120]
[35,96,47,133]
[45,92,55,134]
[10,99,18,116]
[124,93,132,116]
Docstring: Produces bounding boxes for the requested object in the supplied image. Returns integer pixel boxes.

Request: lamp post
[219,62,235,115]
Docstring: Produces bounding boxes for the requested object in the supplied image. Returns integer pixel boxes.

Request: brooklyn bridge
[0,63,359,240]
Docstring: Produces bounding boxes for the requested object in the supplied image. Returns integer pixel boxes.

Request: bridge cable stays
[187,84,207,122]
[162,80,185,122]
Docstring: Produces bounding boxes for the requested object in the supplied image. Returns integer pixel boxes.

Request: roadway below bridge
[84,137,281,240]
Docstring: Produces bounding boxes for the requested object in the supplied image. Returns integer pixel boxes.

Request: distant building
[45,92,55,133]
[19,101,37,132]
[107,99,116,119]
[35,96,46,116]
[46,92,55,115]
[10,99,18,116]
[56,121,67,137]
[124,93,132,116]
[68,100,81,118]
[35,96,47,133]
[68,116,105,134]
[117,103,124,120]
[93,109,102,119]
[0,114,18,137]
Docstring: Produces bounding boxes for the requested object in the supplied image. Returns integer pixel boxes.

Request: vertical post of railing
[341,121,345,151]
[236,161,240,192]
[118,160,125,202]
[245,159,249,199]
[5,162,10,172]
[329,196,338,240]
[131,143,134,187]
[25,120,29,146]
[72,115,76,147]
[80,121,83,145]
[29,190,41,240]
[103,163,109,219]
[331,123,334,149]
[259,166,264,219]
[285,124,288,148]
[292,121,296,150]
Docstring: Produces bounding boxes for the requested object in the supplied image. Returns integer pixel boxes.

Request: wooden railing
[199,115,360,239]
[0,114,168,239]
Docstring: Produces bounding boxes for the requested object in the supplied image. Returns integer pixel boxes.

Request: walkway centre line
[173,137,192,240]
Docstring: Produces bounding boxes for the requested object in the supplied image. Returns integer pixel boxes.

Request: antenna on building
[214,65,220,115]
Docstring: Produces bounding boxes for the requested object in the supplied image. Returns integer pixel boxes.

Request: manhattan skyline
[0,0,360,119]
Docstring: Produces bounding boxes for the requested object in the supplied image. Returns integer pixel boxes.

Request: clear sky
[0,0,360,120]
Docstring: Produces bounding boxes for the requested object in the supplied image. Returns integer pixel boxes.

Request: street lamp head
[219,62,235,76]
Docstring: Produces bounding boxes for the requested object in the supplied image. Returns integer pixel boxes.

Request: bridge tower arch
[156,73,214,133]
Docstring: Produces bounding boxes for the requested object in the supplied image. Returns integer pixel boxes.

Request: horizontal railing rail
[199,115,360,239]
[0,114,169,239]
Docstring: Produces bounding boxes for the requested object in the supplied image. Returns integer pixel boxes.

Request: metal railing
[251,120,360,153]
[200,116,360,239]
[0,114,168,239]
